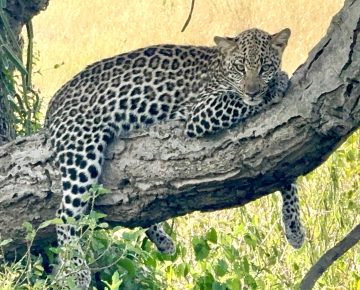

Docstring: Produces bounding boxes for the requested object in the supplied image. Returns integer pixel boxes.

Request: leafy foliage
[0,0,42,136]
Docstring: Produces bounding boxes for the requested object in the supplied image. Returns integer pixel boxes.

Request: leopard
[44,27,305,289]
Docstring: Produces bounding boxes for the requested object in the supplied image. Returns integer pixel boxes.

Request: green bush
[0,3,42,136]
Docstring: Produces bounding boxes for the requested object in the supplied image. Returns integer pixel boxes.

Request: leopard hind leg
[55,137,106,289]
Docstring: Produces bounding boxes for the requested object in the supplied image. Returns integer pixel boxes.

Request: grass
[4,0,358,289]
[171,131,360,289]
[31,0,343,104]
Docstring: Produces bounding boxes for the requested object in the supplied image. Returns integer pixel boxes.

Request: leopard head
[214,28,290,106]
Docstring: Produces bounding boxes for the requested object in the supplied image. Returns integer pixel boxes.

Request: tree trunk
[0,0,49,145]
[0,96,14,145]
[0,0,359,258]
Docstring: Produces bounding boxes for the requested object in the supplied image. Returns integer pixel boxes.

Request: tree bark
[0,96,14,145]
[0,0,359,258]
[0,0,50,145]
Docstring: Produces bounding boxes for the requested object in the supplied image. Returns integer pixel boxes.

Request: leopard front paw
[277,71,290,93]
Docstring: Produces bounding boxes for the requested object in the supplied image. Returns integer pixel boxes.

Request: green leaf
[33,280,46,288]
[196,272,214,288]
[89,184,111,196]
[143,254,157,269]
[183,263,190,277]
[81,192,92,202]
[38,218,63,229]
[89,210,107,220]
[243,233,257,248]
[108,271,122,290]
[256,279,266,290]
[212,281,227,290]
[118,258,136,278]
[173,263,190,278]
[206,227,218,244]
[53,62,65,69]
[346,149,355,161]
[2,44,27,75]
[22,221,33,232]
[174,263,185,278]
[242,257,250,274]
[66,217,76,225]
[34,264,44,276]
[97,222,109,229]
[192,237,210,261]
[122,229,144,241]
[223,245,239,263]
[214,259,228,277]
[48,247,60,254]
[0,238,13,247]
[91,236,108,251]
[226,278,241,290]
[293,262,300,271]
[244,274,257,289]
[113,226,124,232]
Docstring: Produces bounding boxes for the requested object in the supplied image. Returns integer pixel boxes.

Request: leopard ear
[214,36,237,53]
[271,28,291,53]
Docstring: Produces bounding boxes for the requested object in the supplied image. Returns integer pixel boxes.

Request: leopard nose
[246,91,259,99]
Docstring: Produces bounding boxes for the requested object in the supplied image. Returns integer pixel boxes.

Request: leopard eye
[261,64,271,73]
[234,64,245,73]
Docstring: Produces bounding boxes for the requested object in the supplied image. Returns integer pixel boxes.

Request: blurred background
[32,0,343,104]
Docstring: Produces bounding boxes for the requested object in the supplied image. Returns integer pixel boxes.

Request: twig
[300,223,360,289]
[25,21,33,89]
[181,0,195,32]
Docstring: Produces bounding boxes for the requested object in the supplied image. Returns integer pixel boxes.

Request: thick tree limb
[0,0,359,258]
[300,224,360,289]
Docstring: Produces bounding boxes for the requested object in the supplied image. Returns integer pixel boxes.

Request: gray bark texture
[0,0,50,145]
[0,95,14,145]
[0,0,359,258]
[2,0,49,35]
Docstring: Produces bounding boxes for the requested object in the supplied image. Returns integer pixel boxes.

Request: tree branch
[181,0,196,32]
[0,0,359,258]
[300,224,360,289]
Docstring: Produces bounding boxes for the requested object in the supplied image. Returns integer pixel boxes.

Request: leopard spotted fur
[45,28,305,289]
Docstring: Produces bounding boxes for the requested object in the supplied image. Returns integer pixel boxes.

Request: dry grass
[32,0,343,105]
